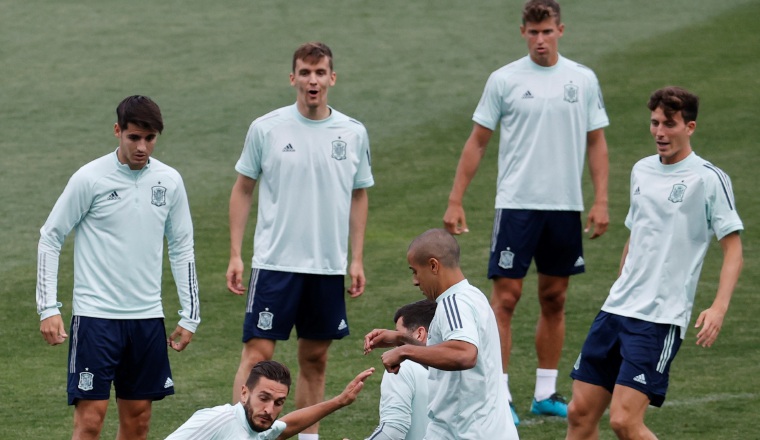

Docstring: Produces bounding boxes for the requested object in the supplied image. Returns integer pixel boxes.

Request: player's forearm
[587,129,609,205]
[279,398,345,439]
[349,188,368,264]
[229,183,254,259]
[712,232,743,313]
[449,125,491,204]
[400,341,477,371]
[36,241,62,318]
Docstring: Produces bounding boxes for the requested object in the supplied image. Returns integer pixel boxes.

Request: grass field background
[2,0,758,438]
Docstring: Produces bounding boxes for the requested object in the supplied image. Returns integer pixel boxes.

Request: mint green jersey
[236,104,374,275]
[473,55,609,211]
[426,280,518,440]
[603,153,743,338]
[366,360,429,440]
[37,151,200,332]
[166,402,286,439]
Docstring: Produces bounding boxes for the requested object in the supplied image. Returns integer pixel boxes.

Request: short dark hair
[116,95,164,134]
[522,0,561,25]
[408,228,461,269]
[393,300,437,332]
[292,41,333,72]
[245,360,292,391]
[647,86,699,123]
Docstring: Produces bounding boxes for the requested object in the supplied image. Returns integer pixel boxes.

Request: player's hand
[694,307,726,347]
[381,347,404,374]
[443,202,469,235]
[226,257,246,295]
[347,261,365,298]
[168,326,194,352]
[585,201,609,239]
[336,368,375,406]
[40,315,68,345]
[363,329,401,354]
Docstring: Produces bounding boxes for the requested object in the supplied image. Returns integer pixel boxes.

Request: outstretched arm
[585,128,609,239]
[443,123,493,235]
[227,174,257,295]
[278,368,375,439]
[695,232,743,347]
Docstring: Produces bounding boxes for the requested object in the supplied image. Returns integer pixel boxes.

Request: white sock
[503,373,513,402]
[534,368,558,401]
[298,434,318,440]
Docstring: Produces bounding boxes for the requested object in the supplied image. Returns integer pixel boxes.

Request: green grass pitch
[1,1,759,438]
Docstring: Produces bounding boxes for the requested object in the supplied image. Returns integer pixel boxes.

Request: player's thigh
[534,210,584,276]
[67,316,123,404]
[617,319,682,407]
[570,311,623,393]
[115,318,174,401]
[243,269,304,341]
[488,209,544,279]
[295,274,348,340]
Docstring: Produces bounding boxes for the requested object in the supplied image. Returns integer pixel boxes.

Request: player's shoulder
[558,55,600,81]
[329,107,368,135]
[249,105,296,132]
[489,56,531,80]
[70,151,118,184]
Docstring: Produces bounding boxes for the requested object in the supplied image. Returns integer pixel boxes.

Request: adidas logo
[522,90,534,99]
[106,191,121,200]
[282,143,295,152]
[634,186,640,195]
[633,374,647,385]
[337,319,347,331]
[164,377,174,389]
[574,256,585,267]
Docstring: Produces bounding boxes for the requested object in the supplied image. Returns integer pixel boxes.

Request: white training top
[366,360,429,440]
[37,151,200,332]
[473,55,609,211]
[425,280,518,440]
[236,104,374,275]
[165,402,287,440]
[603,152,743,338]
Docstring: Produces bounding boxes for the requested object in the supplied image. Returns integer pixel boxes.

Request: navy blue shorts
[242,269,349,342]
[67,316,174,405]
[488,209,585,279]
[570,311,682,407]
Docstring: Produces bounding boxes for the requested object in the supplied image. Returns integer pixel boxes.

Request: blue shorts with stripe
[488,209,585,279]
[570,311,682,407]
[67,316,174,405]
[242,269,349,342]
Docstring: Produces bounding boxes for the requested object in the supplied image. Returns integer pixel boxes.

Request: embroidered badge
[331,140,347,160]
[498,248,515,270]
[564,83,579,103]
[151,186,167,206]
[78,371,94,391]
[668,183,687,203]
[257,309,274,331]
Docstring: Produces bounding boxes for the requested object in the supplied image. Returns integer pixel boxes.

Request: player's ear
[114,123,121,138]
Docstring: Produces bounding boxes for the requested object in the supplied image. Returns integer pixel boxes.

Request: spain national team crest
[257,309,274,331]
[151,186,167,206]
[78,371,94,391]
[564,83,579,103]
[331,140,347,160]
[498,248,515,270]
[668,183,687,203]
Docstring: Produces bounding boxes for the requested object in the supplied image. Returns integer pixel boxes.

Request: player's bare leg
[72,399,108,440]
[232,338,276,402]
[609,385,657,440]
[491,277,524,373]
[296,338,332,435]
[116,399,152,440]
[566,381,611,440]
[536,274,568,370]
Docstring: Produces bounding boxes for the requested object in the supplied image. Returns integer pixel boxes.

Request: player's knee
[73,407,106,436]
[538,289,566,314]
[491,283,522,312]
[609,411,637,438]
[566,399,587,427]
